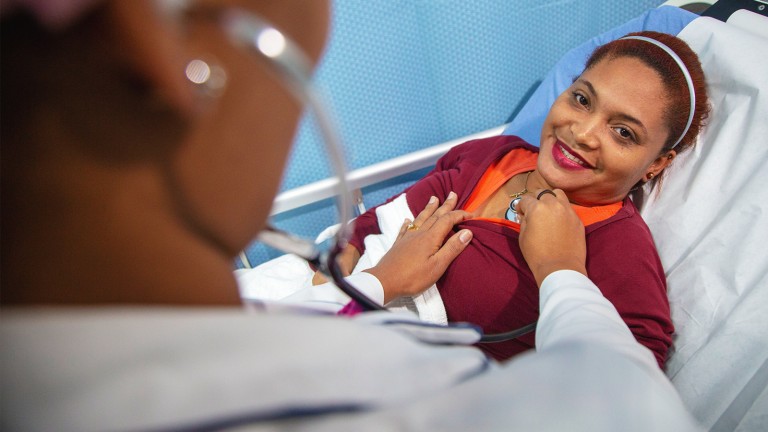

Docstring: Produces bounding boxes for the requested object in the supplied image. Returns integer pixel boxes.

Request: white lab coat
[0,271,702,431]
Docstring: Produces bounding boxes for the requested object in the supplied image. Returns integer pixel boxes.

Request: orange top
[463,149,622,232]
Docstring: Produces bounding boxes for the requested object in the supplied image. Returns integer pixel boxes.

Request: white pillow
[640,13,768,430]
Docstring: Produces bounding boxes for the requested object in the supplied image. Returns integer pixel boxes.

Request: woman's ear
[106,0,195,117]
[647,150,677,179]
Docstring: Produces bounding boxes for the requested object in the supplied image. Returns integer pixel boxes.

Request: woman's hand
[365,192,473,303]
[312,244,360,285]
[516,189,587,287]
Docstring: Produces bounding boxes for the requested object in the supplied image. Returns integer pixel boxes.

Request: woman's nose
[570,117,600,150]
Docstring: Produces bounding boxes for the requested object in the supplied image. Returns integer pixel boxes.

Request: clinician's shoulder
[299,341,704,432]
[0,308,489,431]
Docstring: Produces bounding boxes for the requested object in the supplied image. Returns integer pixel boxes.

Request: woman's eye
[613,127,635,141]
[570,90,589,108]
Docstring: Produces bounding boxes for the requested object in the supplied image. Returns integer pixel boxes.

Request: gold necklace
[506,171,532,222]
[509,171,532,199]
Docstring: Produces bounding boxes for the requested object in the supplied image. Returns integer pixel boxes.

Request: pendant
[505,196,523,223]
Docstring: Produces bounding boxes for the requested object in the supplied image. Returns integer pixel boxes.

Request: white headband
[621,35,696,149]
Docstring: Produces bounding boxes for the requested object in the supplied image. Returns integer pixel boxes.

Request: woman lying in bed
[316,31,710,367]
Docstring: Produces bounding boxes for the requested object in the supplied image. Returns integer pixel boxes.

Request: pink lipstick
[551,140,593,171]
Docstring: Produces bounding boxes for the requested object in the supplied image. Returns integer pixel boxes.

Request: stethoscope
[224,8,535,344]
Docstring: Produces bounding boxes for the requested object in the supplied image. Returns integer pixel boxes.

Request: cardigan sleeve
[585,214,674,369]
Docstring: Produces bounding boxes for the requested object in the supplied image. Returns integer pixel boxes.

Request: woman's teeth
[560,145,586,166]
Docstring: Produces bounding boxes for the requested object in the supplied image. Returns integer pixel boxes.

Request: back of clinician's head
[0,0,330,305]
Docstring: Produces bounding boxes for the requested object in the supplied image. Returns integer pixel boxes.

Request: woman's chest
[437,222,538,316]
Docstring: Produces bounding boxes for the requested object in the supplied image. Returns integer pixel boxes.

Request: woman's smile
[551,140,594,170]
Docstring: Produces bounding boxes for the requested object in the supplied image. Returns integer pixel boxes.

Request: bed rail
[269,124,507,216]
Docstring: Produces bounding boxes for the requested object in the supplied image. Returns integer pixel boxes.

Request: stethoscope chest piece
[505,197,522,223]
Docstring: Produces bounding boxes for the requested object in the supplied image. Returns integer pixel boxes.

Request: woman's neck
[525,170,554,195]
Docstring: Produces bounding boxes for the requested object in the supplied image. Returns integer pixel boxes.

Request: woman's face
[538,56,675,206]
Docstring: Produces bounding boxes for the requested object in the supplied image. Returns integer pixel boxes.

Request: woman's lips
[551,140,594,170]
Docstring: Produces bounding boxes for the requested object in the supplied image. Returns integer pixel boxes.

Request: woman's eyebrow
[578,78,648,137]
[578,78,597,98]
[615,113,648,137]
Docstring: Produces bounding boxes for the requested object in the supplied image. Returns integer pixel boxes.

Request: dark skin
[516,189,587,286]
[1,0,331,305]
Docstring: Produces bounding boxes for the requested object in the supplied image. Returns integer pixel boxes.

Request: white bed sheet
[237,194,449,323]
[640,12,768,431]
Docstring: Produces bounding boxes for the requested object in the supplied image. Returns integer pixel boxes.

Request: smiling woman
[532,31,709,206]
[583,32,709,180]
[536,56,675,205]
[319,30,710,367]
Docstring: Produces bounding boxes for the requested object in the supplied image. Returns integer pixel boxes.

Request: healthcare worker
[0,0,702,431]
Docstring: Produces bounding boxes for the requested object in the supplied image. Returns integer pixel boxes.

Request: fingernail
[459,229,472,244]
[429,196,437,204]
[448,191,457,200]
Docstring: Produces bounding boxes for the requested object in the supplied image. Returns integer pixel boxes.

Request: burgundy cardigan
[349,135,673,367]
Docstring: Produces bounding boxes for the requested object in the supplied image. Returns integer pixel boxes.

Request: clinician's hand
[516,189,587,287]
[365,192,473,303]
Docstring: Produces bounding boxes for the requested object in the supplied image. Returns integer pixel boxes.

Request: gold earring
[647,172,655,180]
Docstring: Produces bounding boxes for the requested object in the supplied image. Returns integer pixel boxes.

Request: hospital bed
[237,1,768,430]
